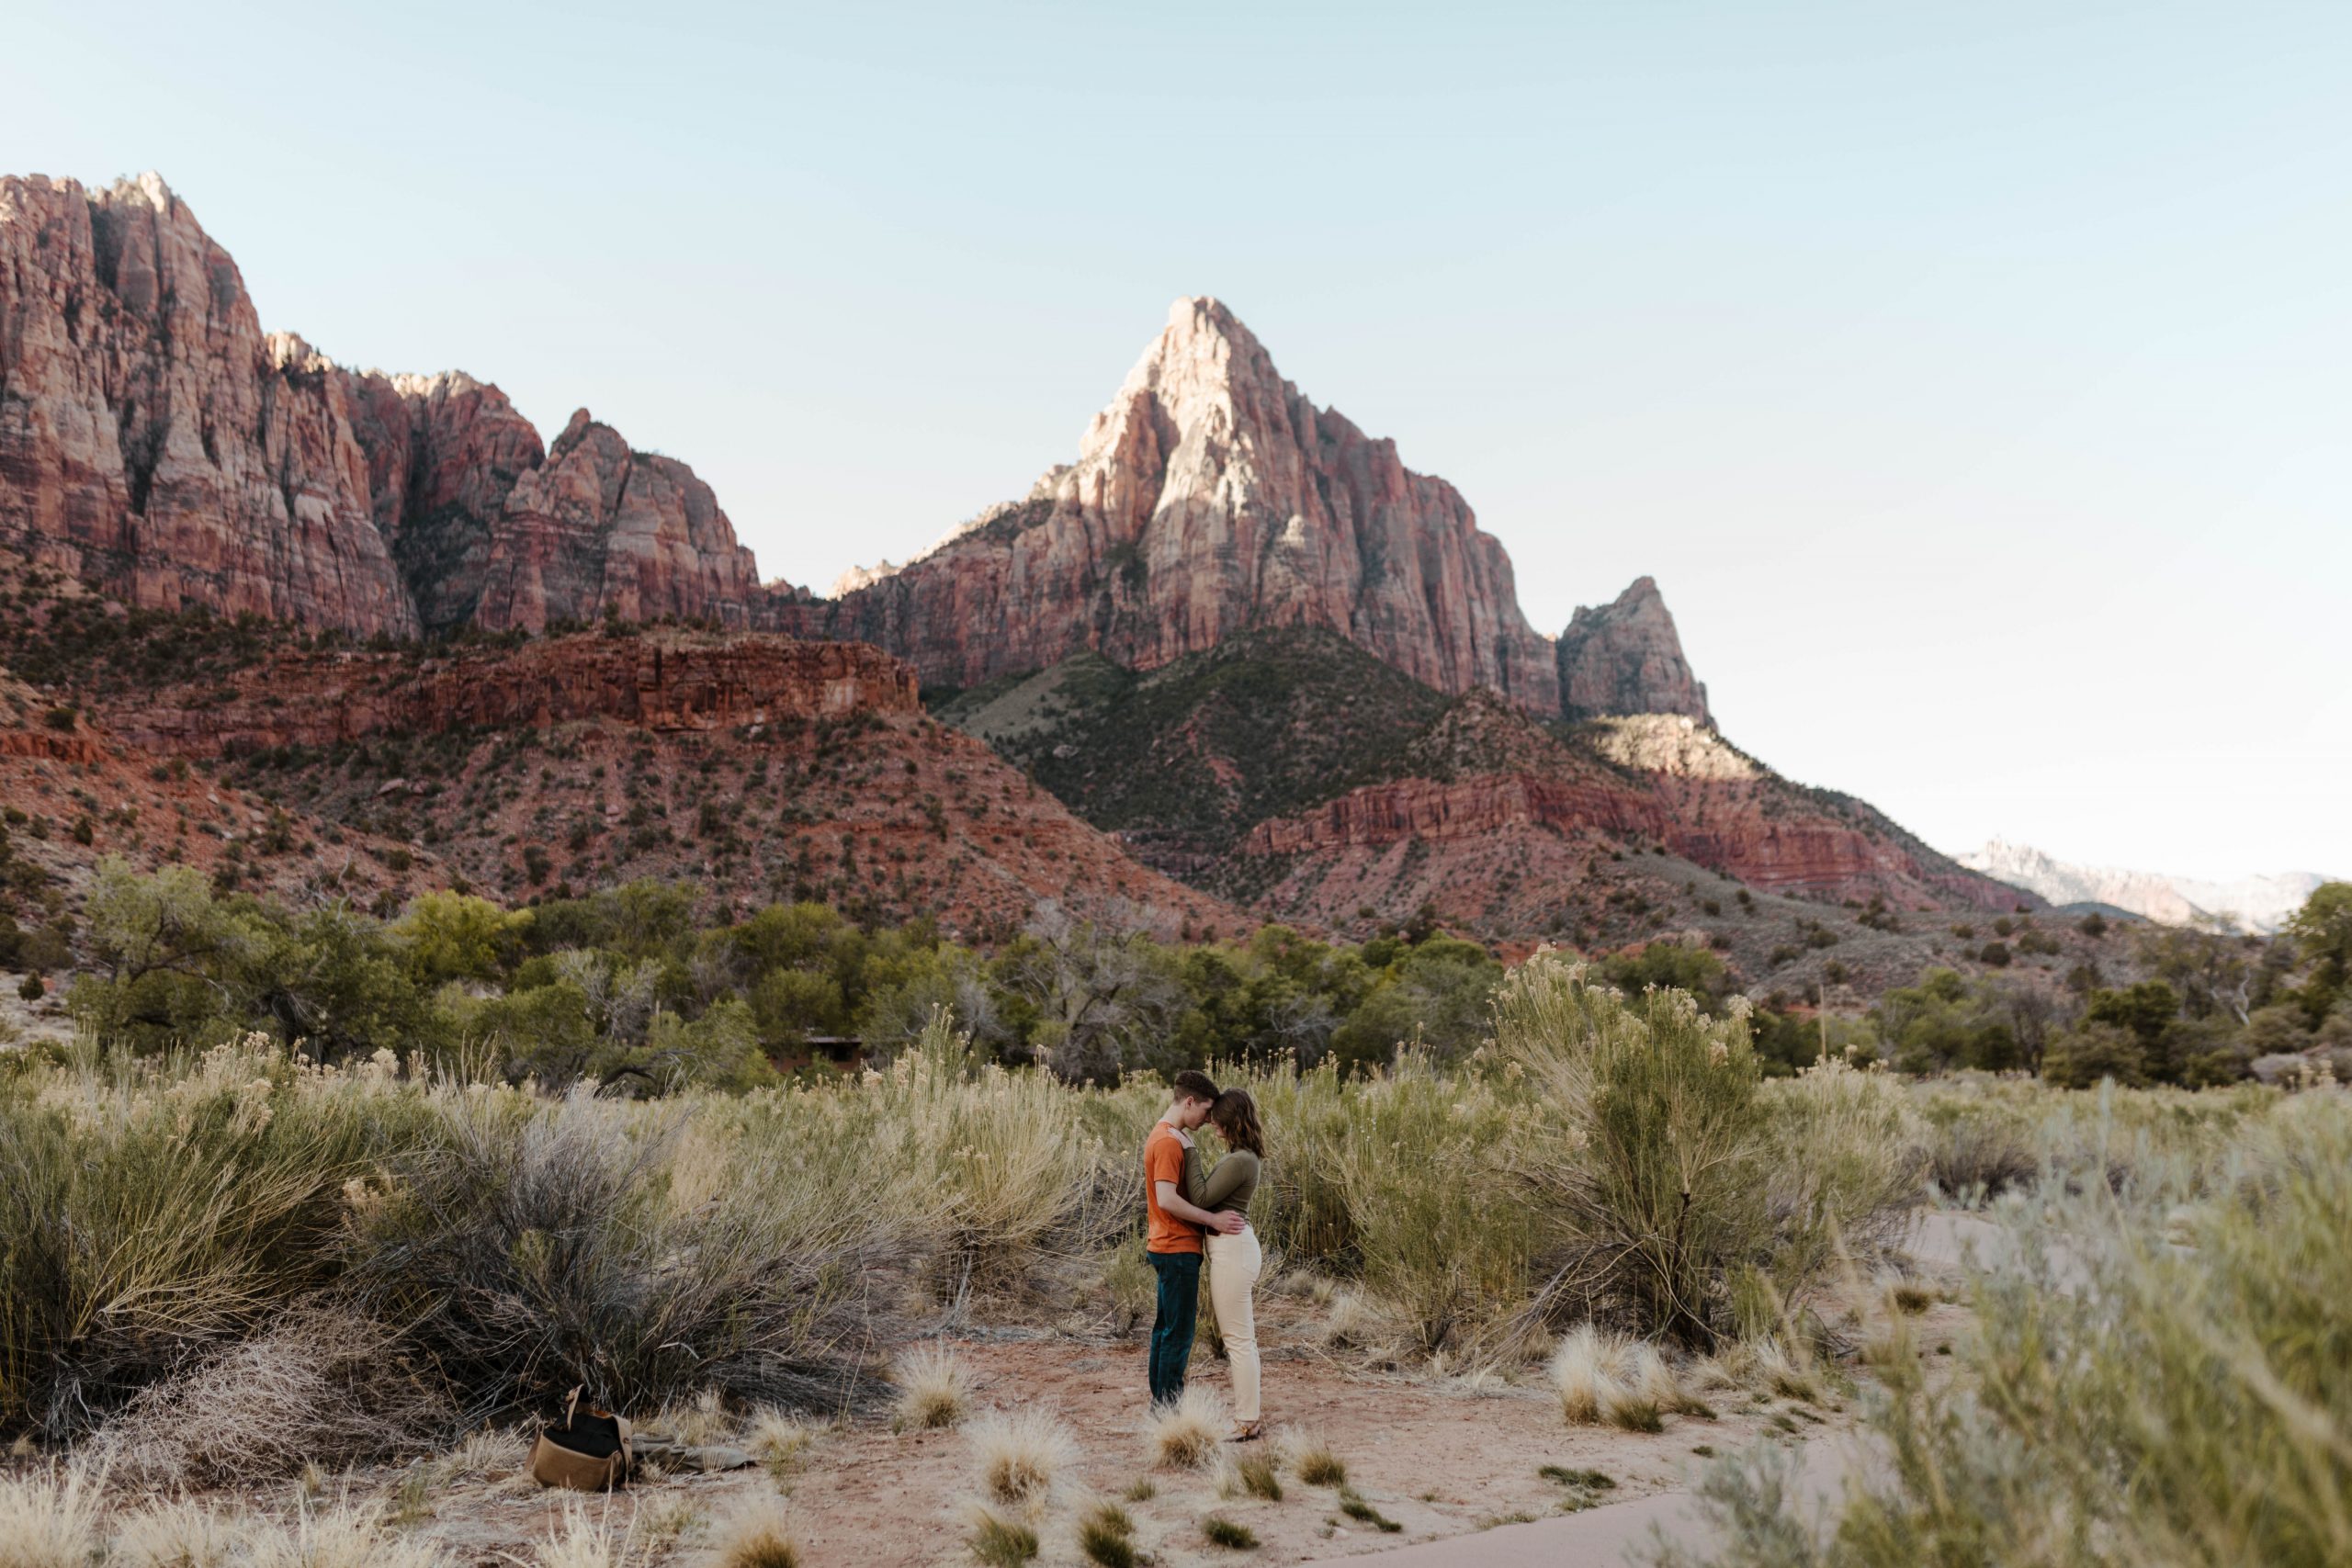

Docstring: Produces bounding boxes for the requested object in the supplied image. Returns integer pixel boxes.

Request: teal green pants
[1146,1249,1202,1405]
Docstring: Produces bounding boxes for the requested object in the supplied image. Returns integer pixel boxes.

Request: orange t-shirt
[1144,1121,1201,1255]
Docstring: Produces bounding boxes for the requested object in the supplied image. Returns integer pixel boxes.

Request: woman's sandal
[1228,1420,1265,1443]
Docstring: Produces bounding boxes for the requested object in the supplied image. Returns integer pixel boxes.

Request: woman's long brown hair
[1211,1088,1265,1156]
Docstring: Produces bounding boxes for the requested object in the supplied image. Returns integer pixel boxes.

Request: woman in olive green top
[1201,1089,1266,1439]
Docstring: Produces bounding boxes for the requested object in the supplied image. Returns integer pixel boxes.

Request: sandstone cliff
[342,368,546,635]
[0,175,416,633]
[1556,576,1711,724]
[797,298,1564,710]
[470,410,764,635]
[0,174,764,638]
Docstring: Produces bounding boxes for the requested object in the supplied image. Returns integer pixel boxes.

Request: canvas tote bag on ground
[528,1385,633,1490]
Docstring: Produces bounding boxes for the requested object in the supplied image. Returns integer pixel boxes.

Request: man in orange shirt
[1144,1069,1246,1406]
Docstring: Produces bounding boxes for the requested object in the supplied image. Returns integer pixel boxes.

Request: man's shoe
[1227,1420,1265,1443]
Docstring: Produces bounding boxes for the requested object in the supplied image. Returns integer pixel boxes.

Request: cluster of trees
[60,862,1512,1086]
[51,857,2352,1094]
[1857,885,2352,1087]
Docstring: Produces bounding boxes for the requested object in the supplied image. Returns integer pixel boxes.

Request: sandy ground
[200,1323,1825,1568]
[1300,1432,1865,1568]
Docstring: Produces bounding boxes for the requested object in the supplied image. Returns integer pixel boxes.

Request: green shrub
[1497,955,1917,1347]
[1498,957,1763,1344]
[2041,1022,2148,1089]
[1224,1050,1538,1355]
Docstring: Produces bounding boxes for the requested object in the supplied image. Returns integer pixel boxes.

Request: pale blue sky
[6,1,2346,882]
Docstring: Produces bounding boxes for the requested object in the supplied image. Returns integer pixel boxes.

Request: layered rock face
[799,298,1563,710]
[1556,576,1711,724]
[122,627,917,755]
[0,174,764,639]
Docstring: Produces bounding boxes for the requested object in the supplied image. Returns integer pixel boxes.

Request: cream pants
[1205,1225,1262,1423]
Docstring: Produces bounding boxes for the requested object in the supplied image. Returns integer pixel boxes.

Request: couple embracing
[1141,1069,1267,1442]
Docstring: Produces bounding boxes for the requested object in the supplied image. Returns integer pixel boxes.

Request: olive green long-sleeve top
[1194,1149,1261,1217]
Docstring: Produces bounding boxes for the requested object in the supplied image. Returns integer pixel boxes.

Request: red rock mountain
[6,174,1717,729]
[793,297,1565,710]
[0,174,759,638]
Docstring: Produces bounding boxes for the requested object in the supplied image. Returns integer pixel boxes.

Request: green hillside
[933,627,1451,864]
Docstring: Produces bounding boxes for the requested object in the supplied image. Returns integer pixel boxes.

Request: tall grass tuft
[1147,1386,1227,1469]
[1550,1324,1697,1431]
[0,1462,106,1568]
[1550,1324,1627,1426]
[109,1497,243,1568]
[894,1342,972,1429]
[1201,1515,1259,1550]
[708,1497,800,1568]
[1076,1501,1138,1568]
[1285,1430,1346,1487]
[1234,1450,1283,1501]
[243,1499,447,1568]
[967,1407,1079,1507]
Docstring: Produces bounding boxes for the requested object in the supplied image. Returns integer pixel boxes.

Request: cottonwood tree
[999,899,1186,1082]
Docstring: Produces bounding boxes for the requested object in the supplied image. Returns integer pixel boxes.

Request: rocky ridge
[6,174,1721,732]
[1230,691,2025,919]
[88,617,1235,937]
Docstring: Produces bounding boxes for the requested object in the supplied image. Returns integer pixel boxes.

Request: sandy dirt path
[369,1331,1795,1566]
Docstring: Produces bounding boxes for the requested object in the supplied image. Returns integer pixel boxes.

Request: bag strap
[562,1385,582,1428]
